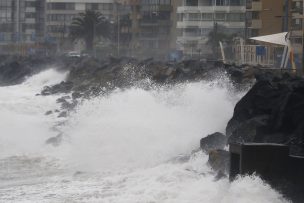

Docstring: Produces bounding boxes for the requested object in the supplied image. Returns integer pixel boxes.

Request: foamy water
[0,69,289,203]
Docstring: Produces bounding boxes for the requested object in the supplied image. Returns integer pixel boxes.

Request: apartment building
[246,0,291,38]
[45,0,123,46]
[0,0,46,52]
[118,0,174,59]
[290,0,303,63]
[176,0,246,59]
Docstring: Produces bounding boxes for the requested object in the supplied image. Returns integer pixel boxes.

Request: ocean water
[0,69,289,203]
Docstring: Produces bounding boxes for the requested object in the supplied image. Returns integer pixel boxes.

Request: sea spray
[0,69,289,203]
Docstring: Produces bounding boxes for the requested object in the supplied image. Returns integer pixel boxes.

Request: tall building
[0,0,46,54]
[118,0,174,59]
[246,0,291,38]
[290,0,303,64]
[170,0,182,51]
[176,0,246,59]
[45,0,124,51]
[0,0,16,44]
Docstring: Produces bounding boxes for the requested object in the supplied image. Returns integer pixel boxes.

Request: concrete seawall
[229,143,304,202]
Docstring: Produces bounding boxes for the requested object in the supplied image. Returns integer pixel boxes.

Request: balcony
[177,20,245,29]
[247,2,262,11]
[177,21,214,28]
[25,7,36,12]
[177,6,245,13]
[159,5,172,11]
[25,18,36,24]
[248,19,262,29]
[139,19,171,27]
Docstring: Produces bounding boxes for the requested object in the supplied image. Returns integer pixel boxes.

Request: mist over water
[0,69,289,202]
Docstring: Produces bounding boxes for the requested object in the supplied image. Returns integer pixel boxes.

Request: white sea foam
[0,69,289,203]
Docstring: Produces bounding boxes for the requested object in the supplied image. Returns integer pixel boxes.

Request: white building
[176,0,246,59]
[45,0,128,51]
[0,0,45,46]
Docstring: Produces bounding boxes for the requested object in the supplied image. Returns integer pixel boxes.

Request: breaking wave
[0,69,289,203]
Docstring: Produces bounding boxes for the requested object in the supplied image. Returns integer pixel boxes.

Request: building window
[215,13,225,21]
[186,0,198,6]
[202,13,213,21]
[227,13,245,22]
[48,3,75,10]
[215,0,225,6]
[187,13,201,21]
[230,0,244,6]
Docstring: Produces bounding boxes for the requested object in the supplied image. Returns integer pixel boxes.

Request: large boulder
[41,81,74,95]
[200,132,227,152]
[208,149,230,173]
[227,73,304,156]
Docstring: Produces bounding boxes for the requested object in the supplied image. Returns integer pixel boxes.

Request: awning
[250,32,288,46]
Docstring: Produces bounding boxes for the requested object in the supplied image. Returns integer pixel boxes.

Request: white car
[66,51,81,58]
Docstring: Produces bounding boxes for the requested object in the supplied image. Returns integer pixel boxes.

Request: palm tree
[70,10,111,51]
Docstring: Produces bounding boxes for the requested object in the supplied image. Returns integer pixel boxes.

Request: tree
[70,10,111,51]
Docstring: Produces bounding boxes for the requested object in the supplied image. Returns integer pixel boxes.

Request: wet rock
[226,73,304,156]
[200,132,227,152]
[41,81,74,95]
[227,115,269,143]
[214,170,228,181]
[208,150,230,173]
[45,110,53,115]
[0,56,57,86]
[72,92,82,99]
[45,134,63,146]
[58,111,67,118]
[56,96,71,103]
[61,100,77,110]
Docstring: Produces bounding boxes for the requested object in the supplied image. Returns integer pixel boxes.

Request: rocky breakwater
[201,71,304,202]
[41,57,226,96]
[0,55,63,86]
[227,72,304,156]
[40,57,260,98]
[39,57,257,147]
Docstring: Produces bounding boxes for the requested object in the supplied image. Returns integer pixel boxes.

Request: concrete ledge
[229,143,304,202]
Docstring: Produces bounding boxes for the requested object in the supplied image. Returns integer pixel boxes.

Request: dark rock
[56,96,71,103]
[45,134,63,146]
[45,110,53,115]
[214,170,228,181]
[58,111,67,118]
[200,132,227,152]
[41,81,74,95]
[208,150,230,173]
[0,56,62,86]
[227,73,304,156]
[227,115,269,143]
[72,92,82,99]
[61,100,77,110]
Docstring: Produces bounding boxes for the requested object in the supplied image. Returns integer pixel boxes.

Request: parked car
[66,51,81,58]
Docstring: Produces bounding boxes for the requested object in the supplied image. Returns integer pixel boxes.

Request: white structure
[0,0,45,44]
[176,0,246,59]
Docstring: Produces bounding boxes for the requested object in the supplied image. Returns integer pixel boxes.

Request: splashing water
[0,69,289,203]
